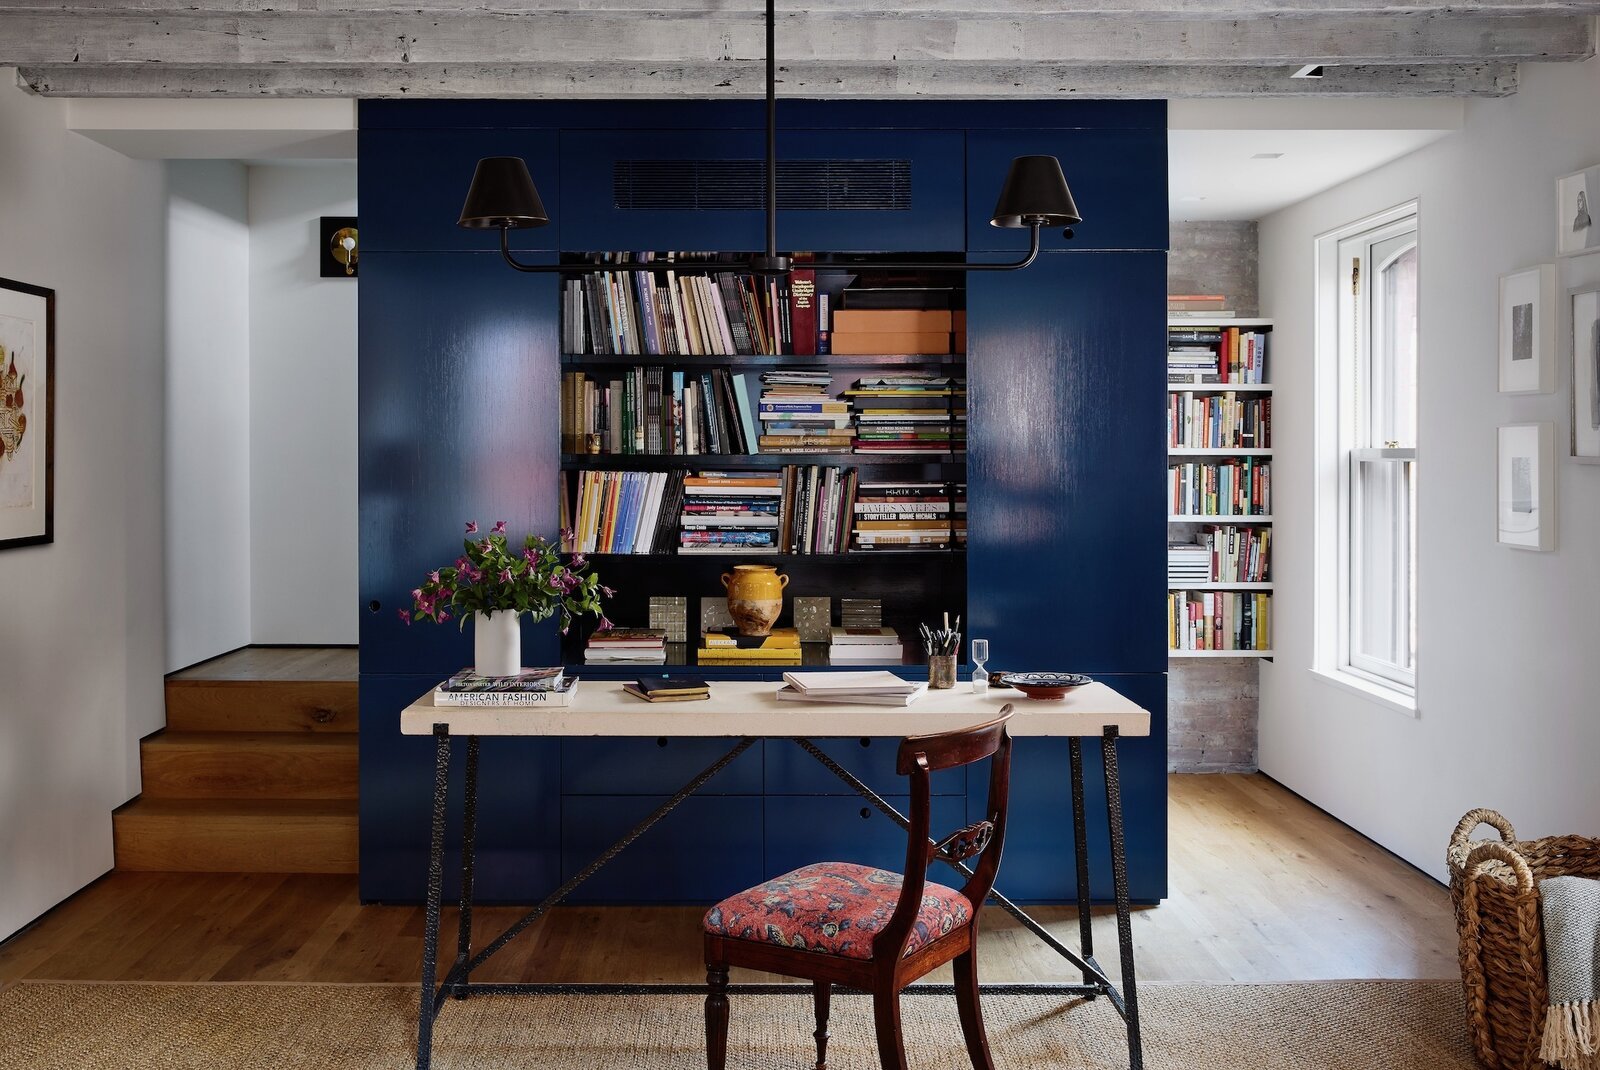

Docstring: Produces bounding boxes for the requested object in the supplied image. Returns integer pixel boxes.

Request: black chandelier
[456,0,1081,276]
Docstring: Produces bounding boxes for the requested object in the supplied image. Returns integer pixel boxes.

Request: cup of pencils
[921,613,961,690]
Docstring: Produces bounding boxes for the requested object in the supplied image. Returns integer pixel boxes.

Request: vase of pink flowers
[404,521,612,677]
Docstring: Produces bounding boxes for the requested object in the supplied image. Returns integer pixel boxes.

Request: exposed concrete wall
[1167,219,1261,773]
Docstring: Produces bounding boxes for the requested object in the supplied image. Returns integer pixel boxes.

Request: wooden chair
[703,706,1015,1070]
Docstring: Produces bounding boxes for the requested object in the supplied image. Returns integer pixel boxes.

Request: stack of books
[839,598,882,628]
[1167,542,1212,586]
[1168,591,1270,652]
[679,471,782,554]
[564,470,684,554]
[852,481,957,552]
[698,626,802,664]
[560,367,762,456]
[758,371,852,454]
[1168,294,1233,319]
[1167,327,1269,385]
[846,376,965,456]
[433,667,579,707]
[623,676,710,702]
[829,309,953,356]
[828,626,904,663]
[584,628,668,664]
[1169,459,1271,517]
[776,670,927,707]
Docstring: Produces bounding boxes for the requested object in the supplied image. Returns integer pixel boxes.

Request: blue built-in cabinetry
[358,100,1168,905]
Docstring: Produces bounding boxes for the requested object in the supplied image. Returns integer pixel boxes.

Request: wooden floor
[0,773,1457,987]
[168,646,358,682]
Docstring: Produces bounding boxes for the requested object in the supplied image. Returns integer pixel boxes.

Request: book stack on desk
[697,626,803,664]
[623,676,711,702]
[433,668,579,706]
[584,628,668,664]
[828,627,904,663]
[775,670,926,706]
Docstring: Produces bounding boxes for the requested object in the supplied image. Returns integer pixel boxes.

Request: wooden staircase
[114,670,360,873]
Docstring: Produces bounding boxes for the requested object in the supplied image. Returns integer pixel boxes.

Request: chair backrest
[872,705,1014,961]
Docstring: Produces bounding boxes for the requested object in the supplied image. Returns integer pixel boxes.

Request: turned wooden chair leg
[871,988,909,1070]
[705,963,730,1070]
[952,949,996,1070]
[811,980,831,1070]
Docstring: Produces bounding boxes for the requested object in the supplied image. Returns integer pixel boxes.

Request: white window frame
[1313,202,1420,715]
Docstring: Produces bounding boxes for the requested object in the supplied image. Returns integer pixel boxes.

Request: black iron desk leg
[1101,726,1143,1070]
[417,724,452,1070]
[1067,737,1095,988]
[453,735,480,1000]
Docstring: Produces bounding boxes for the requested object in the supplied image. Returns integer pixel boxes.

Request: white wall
[0,71,166,940]
[247,163,358,646]
[1258,56,1600,880]
[165,161,251,671]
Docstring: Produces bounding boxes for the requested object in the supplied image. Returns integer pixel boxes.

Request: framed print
[1572,285,1600,462]
[1499,264,1557,394]
[1557,166,1600,257]
[1497,422,1556,551]
[0,277,53,550]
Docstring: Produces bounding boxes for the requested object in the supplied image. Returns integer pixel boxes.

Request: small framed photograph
[1572,285,1600,462]
[1557,166,1600,257]
[0,276,54,550]
[1497,422,1556,551]
[1499,264,1557,394]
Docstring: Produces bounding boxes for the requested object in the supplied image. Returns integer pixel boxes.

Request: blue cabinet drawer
[562,794,765,903]
[764,795,967,879]
[558,129,965,252]
[360,129,561,253]
[764,737,965,797]
[561,738,764,795]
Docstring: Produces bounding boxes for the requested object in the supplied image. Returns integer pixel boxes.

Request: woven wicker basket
[1448,809,1600,1070]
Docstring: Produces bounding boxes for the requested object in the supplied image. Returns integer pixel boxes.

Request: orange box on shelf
[829,331,953,356]
[831,309,954,334]
[953,311,967,354]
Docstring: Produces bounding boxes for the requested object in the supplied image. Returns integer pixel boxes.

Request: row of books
[1169,460,1272,517]
[563,470,685,554]
[1168,591,1271,652]
[1168,391,1272,450]
[759,370,852,453]
[560,255,817,356]
[1167,327,1270,385]
[855,480,965,551]
[1167,526,1271,584]
[560,367,761,456]
[846,376,966,455]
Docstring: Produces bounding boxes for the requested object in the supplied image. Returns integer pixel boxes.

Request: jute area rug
[0,979,1475,1069]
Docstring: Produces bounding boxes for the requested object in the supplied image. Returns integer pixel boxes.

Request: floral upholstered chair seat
[703,861,972,960]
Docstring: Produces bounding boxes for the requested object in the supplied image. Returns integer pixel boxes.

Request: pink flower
[601,584,616,598]
[465,521,479,534]
[498,568,514,585]
[522,548,538,564]
[571,552,587,568]
[454,556,470,572]
[397,608,411,626]
[411,587,423,601]
[491,521,507,535]
[560,527,576,544]
[438,611,451,623]
[482,539,494,554]
[428,571,441,585]
[598,616,614,632]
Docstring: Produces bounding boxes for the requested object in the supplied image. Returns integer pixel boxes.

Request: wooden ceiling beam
[0,12,1589,67]
[16,61,1521,98]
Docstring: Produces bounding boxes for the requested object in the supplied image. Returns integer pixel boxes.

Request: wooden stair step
[114,798,358,874]
[164,680,358,734]
[140,733,358,800]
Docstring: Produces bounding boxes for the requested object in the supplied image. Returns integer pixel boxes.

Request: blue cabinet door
[360,127,561,253]
[561,795,766,903]
[359,674,562,903]
[562,738,765,795]
[764,795,966,880]
[765,737,965,797]
[559,130,965,252]
[358,250,563,678]
[966,251,1167,675]
[970,673,1167,904]
[966,127,1168,253]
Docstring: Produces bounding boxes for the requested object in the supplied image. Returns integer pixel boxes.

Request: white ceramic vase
[473,610,522,677]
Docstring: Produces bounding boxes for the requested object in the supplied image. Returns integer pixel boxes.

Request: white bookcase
[1166,317,1274,659]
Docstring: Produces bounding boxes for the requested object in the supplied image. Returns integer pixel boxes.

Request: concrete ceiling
[2,3,1598,100]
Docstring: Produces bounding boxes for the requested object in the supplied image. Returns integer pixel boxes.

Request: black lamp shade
[457,157,550,230]
[990,155,1082,229]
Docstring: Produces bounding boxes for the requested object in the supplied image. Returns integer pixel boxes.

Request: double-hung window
[1318,204,1419,704]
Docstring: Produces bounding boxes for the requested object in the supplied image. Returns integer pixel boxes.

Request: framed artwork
[1572,285,1600,462]
[1557,166,1600,257]
[0,277,54,550]
[1497,422,1556,551]
[319,215,359,278]
[1498,264,1557,394]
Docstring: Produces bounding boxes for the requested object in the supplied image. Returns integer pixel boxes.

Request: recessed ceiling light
[1251,152,1285,160]
[1291,64,1326,79]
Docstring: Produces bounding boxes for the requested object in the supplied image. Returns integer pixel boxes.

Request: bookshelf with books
[557,253,968,670]
[1166,317,1274,658]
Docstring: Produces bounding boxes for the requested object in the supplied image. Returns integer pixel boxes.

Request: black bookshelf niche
[557,252,968,670]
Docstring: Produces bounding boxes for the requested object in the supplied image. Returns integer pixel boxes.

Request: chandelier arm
[862,223,1045,273]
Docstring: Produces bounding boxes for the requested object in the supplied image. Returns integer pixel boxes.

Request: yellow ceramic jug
[721,564,790,636]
